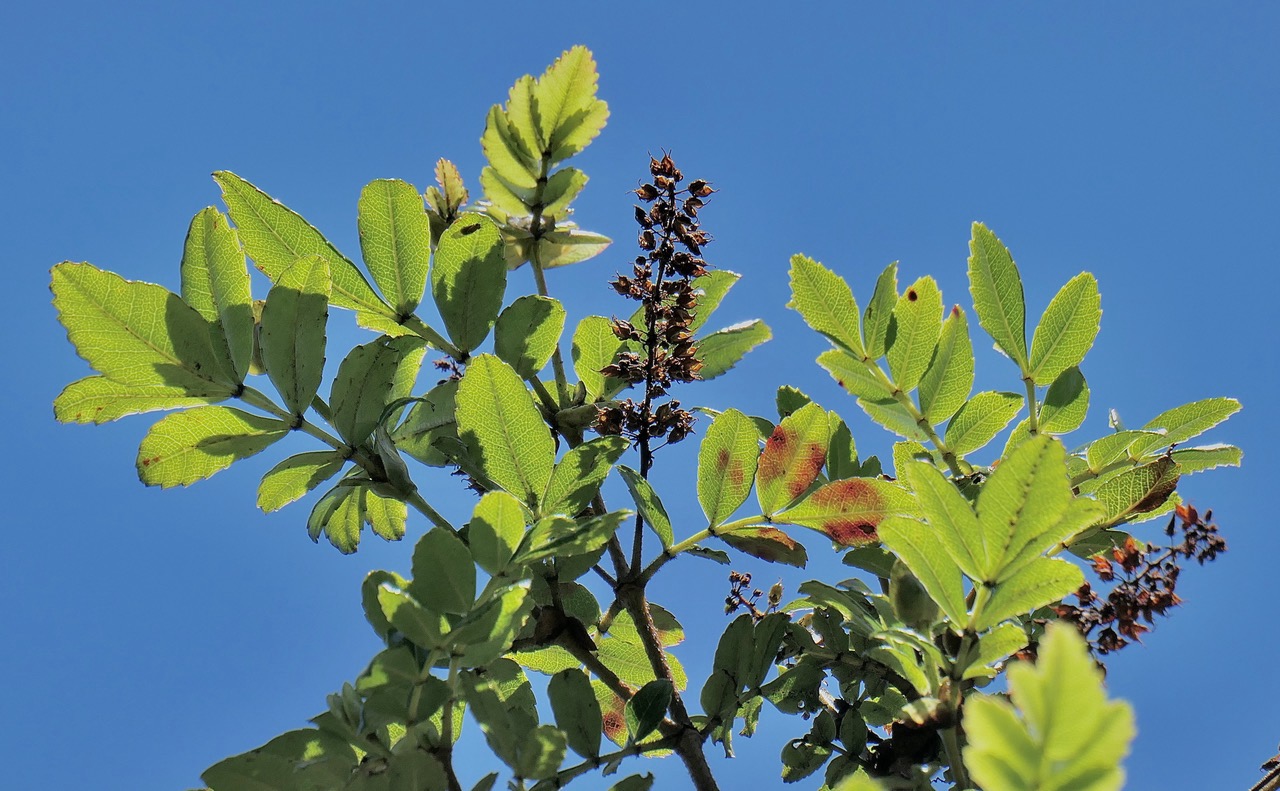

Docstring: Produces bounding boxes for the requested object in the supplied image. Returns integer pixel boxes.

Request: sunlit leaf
[572,315,624,400]
[136,406,288,488]
[357,178,431,316]
[968,222,1027,368]
[535,46,609,163]
[975,558,1082,631]
[257,450,346,512]
[54,377,224,424]
[886,276,943,392]
[495,295,565,379]
[919,305,974,425]
[432,214,507,354]
[180,207,253,383]
[688,270,741,333]
[538,228,612,269]
[542,436,629,518]
[469,491,529,576]
[330,337,417,446]
[456,355,554,509]
[862,261,898,360]
[879,516,967,625]
[1028,272,1101,384]
[261,254,329,415]
[816,349,896,401]
[1038,366,1089,433]
[695,319,772,380]
[618,466,673,548]
[788,254,863,355]
[409,528,475,616]
[776,478,917,547]
[944,391,1023,456]
[1094,457,1180,525]
[719,525,808,567]
[1128,397,1241,458]
[698,409,761,526]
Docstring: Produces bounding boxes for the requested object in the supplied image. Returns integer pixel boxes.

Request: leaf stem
[1024,376,1040,436]
[639,515,762,583]
[863,358,970,476]
[401,314,465,361]
[526,152,572,408]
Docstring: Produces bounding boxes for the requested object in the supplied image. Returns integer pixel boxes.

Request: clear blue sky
[4,3,1276,789]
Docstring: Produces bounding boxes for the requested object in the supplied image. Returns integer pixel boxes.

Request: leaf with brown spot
[776,478,917,547]
[718,526,808,567]
[698,409,761,527]
[755,402,831,517]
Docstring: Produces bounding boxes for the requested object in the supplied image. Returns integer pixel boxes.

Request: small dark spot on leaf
[907,289,918,302]
[459,222,482,236]
[951,304,960,317]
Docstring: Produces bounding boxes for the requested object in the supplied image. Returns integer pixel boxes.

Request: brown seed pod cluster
[596,154,712,450]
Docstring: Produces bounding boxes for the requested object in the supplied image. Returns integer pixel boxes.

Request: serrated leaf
[481,106,538,193]
[362,488,406,542]
[878,516,967,625]
[963,623,1029,680]
[719,525,809,567]
[358,179,431,316]
[596,635,687,691]
[788,254,863,355]
[968,223,1027,368]
[456,355,554,509]
[698,409,761,526]
[213,171,390,316]
[975,558,1083,631]
[857,397,930,442]
[537,228,612,269]
[1029,272,1101,384]
[1170,444,1243,475]
[136,406,288,488]
[330,337,412,446]
[886,276,943,391]
[826,416,859,481]
[432,214,507,354]
[181,207,253,383]
[408,528,475,616]
[535,46,608,163]
[997,497,1106,582]
[1094,457,1180,525]
[776,478,917,547]
[756,402,831,516]
[1085,430,1160,472]
[901,460,986,580]
[480,166,534,218]
[695,319,771,380]
[617,466,673,548]
[51,263,235,394]
[1129,397,1241,457]
[257,451,346,512]
[816,349,896,401]
[572,315,623,400]
[392,379,457,467]
[433,158,469,213]
[689,270,741,333]
[1038,366,1089,433]
[261,254,329,415]
[975,435,1072,580]
[862,261,898,359]
[54,377,224,424]
[945,391,1023,456]
[308,483,365,553]
[495,295,565,379]
[542,436,629,517]
[469,491,529,576]
[549,669,603,759]
[541,167,588,219]
[625,679,672,742]
[919,305,975,424]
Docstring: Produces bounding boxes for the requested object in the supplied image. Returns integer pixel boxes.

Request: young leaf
[886,276,943,392]
[261,254,330,416]
[535,46,609,163]
[688,270,741,333]
[1028,272,1101,384]
[357,178,431,316]
[542,436,629,518]
[495,295,566,379]
[775,478,918,547]
[51,263,235,395]
[572,315,624,400]
[1038,366,1090,433]
[698,409,761,526]
[624,679,673,742]
[541,167,589,219]
[816,349,896,401]
[54,378,224,425]
[537,227,612,269]
[919,305,975,425]
[788,254,864,355]
[944,391,1023,456]
[695,319,772,380]
[431,214,507,354]
[974,558,1083,631]
[968,223,1028,368]
[756,402,831,516]
[617,466,674,548]
[481,105,538,193]
[719,526,809,567]
[257,450,346,512]
[409,528,475,616]
[964,624,1134,791]
[212,171,391,316]
[862,261,898,359]
[1128,397,1241,458]
[180,207,253,383]
[548,669,603,760]
[136,406,289,488]
[329,337,411,446]
[878,516,968,625]
[469,491,529,576]
[308,484,365,553]
[456,355,554,509]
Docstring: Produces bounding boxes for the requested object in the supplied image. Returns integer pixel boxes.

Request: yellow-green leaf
[862,262,899,360]
[431,214,507,355]
[696,319,771,380]
[260,255,330,416]
[788,254,863,355]
[886,276,943,392]
[257,450,346,512]
[495,295,565,379]
[968,223,1027,368]
[456,355,554,509]
[136,406,289,488]
[698,409,761,527]
[54,377,224,424]
[944,391,1023,456]
[357,179,431,316]
[1029,272,1101,384]
[756,402,830,516]
[919,305,974,424]
[180,207,253,382]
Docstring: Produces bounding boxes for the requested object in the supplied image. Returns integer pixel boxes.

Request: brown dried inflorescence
[596,154,711,450]
[1053,503,1226,656]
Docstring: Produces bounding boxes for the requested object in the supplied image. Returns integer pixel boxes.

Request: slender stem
[542,735,681,787]
[401,314,465,361]
[639,515,763,584]
[407,490,456,533]
[1024,375,1040,436]
[525,151,571,407]
[940,724,971,790]
[862,359,970,476]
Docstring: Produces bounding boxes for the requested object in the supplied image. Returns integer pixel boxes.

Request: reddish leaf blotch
[809,479,886,547]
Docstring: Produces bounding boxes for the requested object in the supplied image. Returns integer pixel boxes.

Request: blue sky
[4,3,1277,789]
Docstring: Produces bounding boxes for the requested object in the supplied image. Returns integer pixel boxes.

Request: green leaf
[698,408,761,526]
[826,416,859,481]
[572,315,624,400]
[409,528,475,616]
[432,215,507,354]
[878,516,967,625]
[180,207,253,383]
[457,355,554,508]
[516,511,630,564]
[469,491,530,576]
[362,570,407,640]
[964,624,1134,791]
[944,391,1023,456]
[541,167,589,219]
[968,222,1027,368]
[756,402,831,516]
[537,227,612,269]
[51,263,236,394]
[392,380,457,467]
[1038,366,1089,433]
[213,171,390,316]
[377,583,448,650]
[788,254,863,355]
[1169,444,1243,475]
[625,679,672,742]
[480,166,532,218]
[363,487,406,542]
[330,337,414,446]
[975,558,1083,631]
[1094,457,1180,525]
[261,254,330,415]
[542,436,629,517]
[857,397,930,443]
[781,740,832,784]
[963,622,1029,680]
[776,478,917,547]
[495,296,566,379]
[862,261,898,360]
[454,584,534,667]
[617,466,673,548]
[548,669,603,759]
[136,406,288,488]
[719,525,809,567]
[357,179,431,316]
[689,270,741,333]
[514,725,567,781]
[257,451,346,512]
[1129,397,1241,457]
[696,319,771,380]
[482,107,538,193]
[54,377,224,424]
[919,305,975,424]
[308,484,365,553]
[1085,430,1159,472]
[901,460,986,581]
[1029,272,1101,384]
[975,435,1071,580]
[816,349,896,401]
[885,276,943,392]
[997,497,1106,582]
[535,46,609,162]
[608,775,655,791]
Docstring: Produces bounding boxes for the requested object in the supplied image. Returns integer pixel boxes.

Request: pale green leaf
[756,402,831,516]
[481,106,538,192]
[775,478,918,547]
[541,167,588,219]
[617,466,673,548]
[816,349,896,401]
[308,484,364,553]
[788,254,863,355]
[542,436,629,518]
[963,622,1029,680]
[1029,272,1101,384]
[886,276,943,391]
[901,460,986,581]
[878,516,967,625]
[1129,397,1241,457]
[535,46,608,162]
[1038,366,1090,433]
[357,179,431,316]
[968,222,1027,367]
[514,725,567,781]
[698,409,761,526]
[137,406,288,488]
[975,558,1082,631]
[257,451,346,512]
[456,355,554,509]
[54,377,223,424]
[480,166,534,217]
[571,315,623,400]
[180,207,253,382]
[976,435,1071,581]
[432,214,507,354]
[861,261,898,360]
[213,171,390,316]
[330,337,413,446]
[494,295,566,380]
[1094,457,1180,525]
[919,305,974,424]
[857,397,930,442]
[362,488,406,542]
[1169,444,1243,475]
[696,319,772,380]
[945,391,1023,456]
[689,269,741,333]
[261,254,330,415]
[537,228,611,269]
[469,491,529,576]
